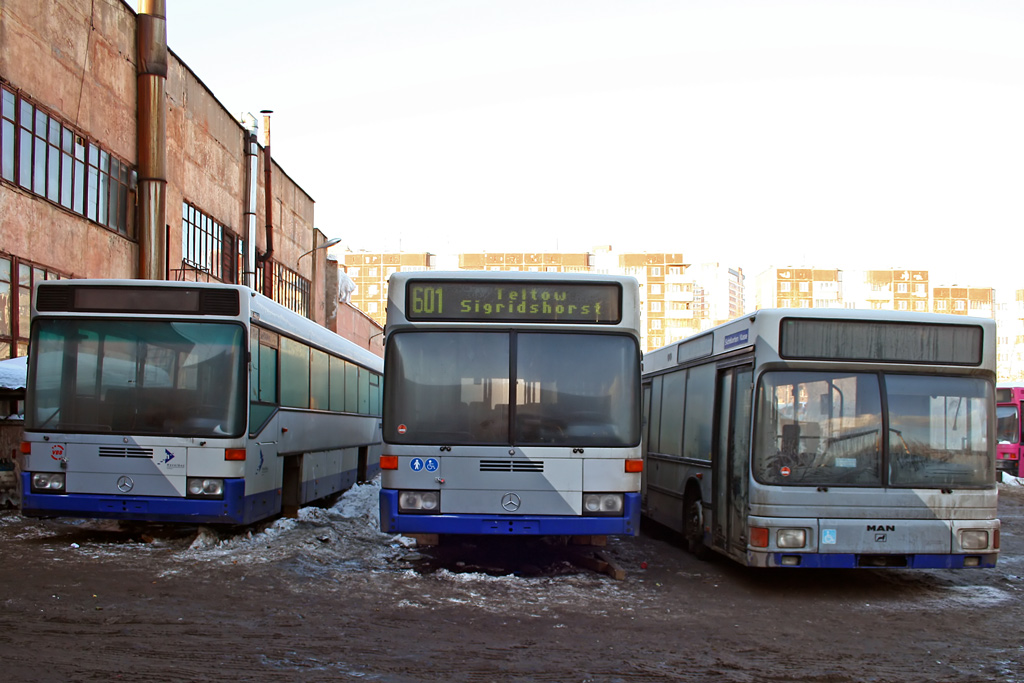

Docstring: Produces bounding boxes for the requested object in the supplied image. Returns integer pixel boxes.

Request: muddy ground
[1,482,1022,683]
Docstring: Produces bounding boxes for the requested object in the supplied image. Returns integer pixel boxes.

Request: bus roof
[643,308,995,375]
[32,279,383,373]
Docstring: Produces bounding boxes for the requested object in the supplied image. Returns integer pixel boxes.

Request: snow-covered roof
[0,356,27,391]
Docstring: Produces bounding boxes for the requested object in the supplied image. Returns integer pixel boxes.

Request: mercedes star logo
[501,492,521,512]
[116,476,134,493]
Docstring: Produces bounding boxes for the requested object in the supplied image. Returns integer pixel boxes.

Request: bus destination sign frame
[405,279,622,324]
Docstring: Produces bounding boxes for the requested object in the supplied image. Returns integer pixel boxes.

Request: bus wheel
[684,495,712,560]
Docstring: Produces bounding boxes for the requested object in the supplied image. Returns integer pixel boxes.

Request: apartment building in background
[756,268,932,312]
[755,268,843,309]
[933,286,996,318]
[343,252,436,327]
[996,290,1024,382]
[616,253,744,351]
[459,252,594,273]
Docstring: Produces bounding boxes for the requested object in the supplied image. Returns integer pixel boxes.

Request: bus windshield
[384,331,639,447]
[997,405,1019,444]
[755,371,993,488]
[27,319,247,437]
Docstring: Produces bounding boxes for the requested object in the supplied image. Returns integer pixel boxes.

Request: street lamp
[298,236,342,263]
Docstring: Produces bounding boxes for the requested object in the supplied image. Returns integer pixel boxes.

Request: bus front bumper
[379,490,641,536]
[748,550,999,569]
[19,474,262,525]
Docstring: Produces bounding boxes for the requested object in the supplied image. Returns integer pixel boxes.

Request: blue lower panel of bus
[765,552,999,569]
[380,490,641,536]
[20,465,374,525]
[20,476,273,525]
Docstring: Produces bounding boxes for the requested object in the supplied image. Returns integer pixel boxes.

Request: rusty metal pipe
[243,127,259,289]
[136,0,168,280]
[260,110,274,297]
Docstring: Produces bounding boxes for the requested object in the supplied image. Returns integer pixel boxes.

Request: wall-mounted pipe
[260,110,274,297]
[243,124,259,289]
[136,0,168,280]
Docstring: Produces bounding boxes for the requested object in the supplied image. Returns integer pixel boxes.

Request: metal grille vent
[35,285,73,312]
[200,290,240,316]
[98,446,154,459]
[479,459,544,473]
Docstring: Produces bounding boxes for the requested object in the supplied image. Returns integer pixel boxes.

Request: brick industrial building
[0,0,379,359]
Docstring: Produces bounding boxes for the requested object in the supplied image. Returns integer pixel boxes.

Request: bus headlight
[959,529,989,550]
[583,493,624,516]
[398,490,440,513]
[187,478,224,499]
[31,472,66,493]
[776,529,807,549]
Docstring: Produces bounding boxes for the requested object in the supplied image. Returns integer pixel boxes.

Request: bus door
[712,363,753,560]
[641,382,651,501]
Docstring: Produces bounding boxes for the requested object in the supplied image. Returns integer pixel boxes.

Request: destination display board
[780,318,983,366]
[405,279,622,323]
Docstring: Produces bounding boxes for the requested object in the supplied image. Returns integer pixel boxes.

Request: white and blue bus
[642,309,1000,569]
[380,271,643,537]
[20,280,383,525]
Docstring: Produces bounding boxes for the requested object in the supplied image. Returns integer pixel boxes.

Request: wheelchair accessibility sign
[821,529,837,545]
[410,458,440,472]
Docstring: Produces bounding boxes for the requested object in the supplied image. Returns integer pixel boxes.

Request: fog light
[582,493,624,516]
[964,556,981,567]
[186,477,224,499]
[398,490,440,513]
[960,529,989,550]
[777,529,807,549]
[780,555,802,566]
[30,472,66,493]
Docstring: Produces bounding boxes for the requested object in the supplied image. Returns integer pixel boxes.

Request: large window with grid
[0,254,65,359]
[1,84,133,237]
[181,203,238,283]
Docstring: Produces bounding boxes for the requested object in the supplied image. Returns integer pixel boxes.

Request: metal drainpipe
[260,110,274,298]
[136,0,167,280]
[243,123,259,289]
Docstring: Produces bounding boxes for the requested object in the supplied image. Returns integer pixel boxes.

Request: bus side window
[329,356,346,412]
[280,337,310,409]
[345,361,358,412]
[310,348,329,410]
[259,343,278,403]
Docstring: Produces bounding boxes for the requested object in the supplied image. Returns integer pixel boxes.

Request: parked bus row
[16,275,1003,570]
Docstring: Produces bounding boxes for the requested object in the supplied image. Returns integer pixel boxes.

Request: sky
[160,0,1024,295]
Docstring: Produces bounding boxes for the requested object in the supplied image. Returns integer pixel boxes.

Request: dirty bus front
[379,271,643,538]
[642,309,999,568]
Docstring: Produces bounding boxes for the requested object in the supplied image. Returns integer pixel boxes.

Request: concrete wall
[326,258,384,357]
[0,0,138,278]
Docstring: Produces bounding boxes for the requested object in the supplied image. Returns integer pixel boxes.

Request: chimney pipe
[136,0,168,280]
[243,121,259,289]
[260,110,274,298]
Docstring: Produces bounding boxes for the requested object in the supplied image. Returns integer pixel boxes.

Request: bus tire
[684,494,712,561]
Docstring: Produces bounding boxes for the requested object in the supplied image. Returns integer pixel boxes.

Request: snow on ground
[1001,472,1024,487]
[165,477,639,615]
[177,478,414,572]
[13,472,1024,617]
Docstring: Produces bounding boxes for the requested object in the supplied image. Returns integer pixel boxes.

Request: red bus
[996,383,1024,478]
